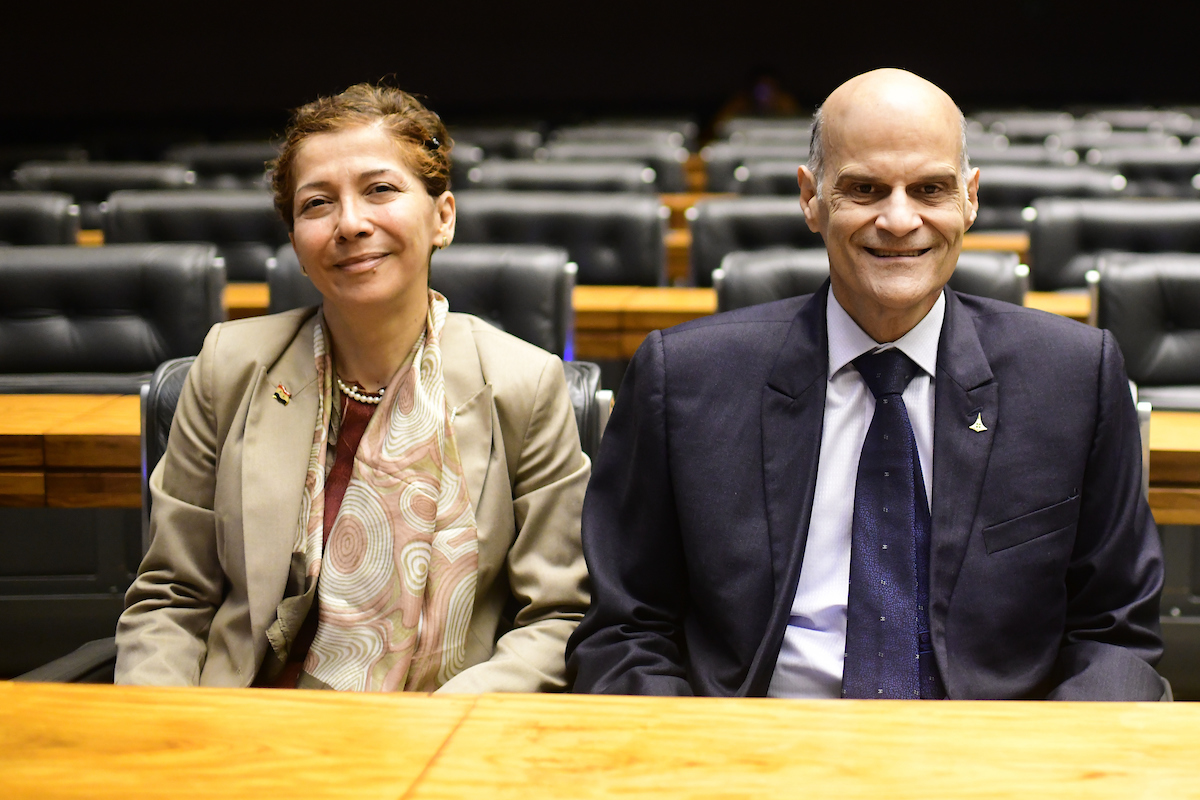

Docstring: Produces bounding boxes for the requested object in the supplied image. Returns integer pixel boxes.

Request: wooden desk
[223,283,271,320]
[0,395,140,508]
[1024,290,1091,324]
[575,286,717,360]
[4,683,1199,799]
[1150,410,1200,525]
[962,230,1030,264]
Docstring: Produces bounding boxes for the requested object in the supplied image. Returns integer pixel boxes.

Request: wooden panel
[76,229,104,247]
[410,694,1200,799]
[48,395,141,436]
[44,435,139,470]
[223,282,271,320]
[1151,487,1200,525]
[0,682,473,800]
[963,230,1030,262]
[621,331,652,359]
[0,395,117,436]
[573,286,640,331]
[45,472,141,508]
[0,471,45,507]
[665,228,691,284]
[574,331,625,361]
[1024,291,1090,323]
[1150,410,1200,485]
[684,152,707,192]
[0,435,43,468]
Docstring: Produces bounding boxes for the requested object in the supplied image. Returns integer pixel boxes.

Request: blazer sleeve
[114,326,225,685]
[437,354,591,693]
[566,331,695,695]
[1048,329,1167,701]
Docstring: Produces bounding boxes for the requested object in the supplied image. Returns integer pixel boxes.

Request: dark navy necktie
[842,348,945,699]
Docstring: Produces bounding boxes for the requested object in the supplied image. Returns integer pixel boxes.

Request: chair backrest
[11,161,196,203]
[689,196,823,287]
[701,142,808,193]
[733,161,803,196]
[270,243,576,357]
[714,248,1025,311]
[1095,252,1200,388]
[0,192,80,244]
[0,243,224,393]
[714,116,812,141]
[967,145,1079,167]
[140,355,608,528]
[450,126,544,159]
[1085,148,1200,197]
[161,141,280,189]
[453,191,665,286]
[462,160,657,193]
[102,189,289,281]
[537,141,688,192]
[1027,198,1200,290]
[974,165,1126,230]
[550,126,687,149]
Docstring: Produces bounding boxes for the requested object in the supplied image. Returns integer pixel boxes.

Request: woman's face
[289,124,454,315]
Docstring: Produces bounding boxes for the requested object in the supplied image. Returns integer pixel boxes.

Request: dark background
[3,0,1196,148]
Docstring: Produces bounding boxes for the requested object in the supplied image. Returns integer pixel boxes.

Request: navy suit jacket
[567,284,1165,700]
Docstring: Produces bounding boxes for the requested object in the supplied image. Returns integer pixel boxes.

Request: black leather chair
[462,160,657,193]
[12,161,196,228]
[689,196,824,287]
[1048,130,1181,154]
[968,144,1080,167]
[732,160,801,195]
[0,192,80,244]
[974,165,1127,230]
[974,112,1077,142]
[714,116,812,141]
[1093,252,1200,411]
[102,190,289,282]
[450,126,544,160]
[161,141,280,189]
[1085,109,1193,134]
[270,243,576,357]
[1084,148,1200,198]
[448,144,486,189]
[16,351,611,684]
[0,244,225,393]
[551,125,688,149]
[537,141,689,193]
[1027,198,1200,290]
[713,248,1026,311]
[453,191,666,286]
[701,142,809,193]
[0,145,87,190]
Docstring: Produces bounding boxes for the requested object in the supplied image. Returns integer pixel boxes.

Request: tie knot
[853,348,919,399]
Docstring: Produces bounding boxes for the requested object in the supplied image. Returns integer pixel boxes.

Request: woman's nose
[335,196,373,240]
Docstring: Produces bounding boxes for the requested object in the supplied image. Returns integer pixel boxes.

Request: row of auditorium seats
[14,187,1200,292]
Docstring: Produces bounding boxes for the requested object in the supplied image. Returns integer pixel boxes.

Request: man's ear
[963,167,980,230]
[798,166,823,234]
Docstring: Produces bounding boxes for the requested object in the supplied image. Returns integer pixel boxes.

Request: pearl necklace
[337,377,385,405]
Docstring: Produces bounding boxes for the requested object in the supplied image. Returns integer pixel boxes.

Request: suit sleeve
[114,325,225,686]
[566,331,695,695]
[437,354,591,693]
[1048,329,1167,701]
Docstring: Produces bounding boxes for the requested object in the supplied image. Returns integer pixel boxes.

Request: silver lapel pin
[969,412,987,433]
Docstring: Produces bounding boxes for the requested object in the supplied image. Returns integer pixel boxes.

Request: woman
[114,85,590,692]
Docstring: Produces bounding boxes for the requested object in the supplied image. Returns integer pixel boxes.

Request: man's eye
[853,184,875,194]
[921,184,944,194]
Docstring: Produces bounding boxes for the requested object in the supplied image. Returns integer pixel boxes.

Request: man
[566,69,1166,700]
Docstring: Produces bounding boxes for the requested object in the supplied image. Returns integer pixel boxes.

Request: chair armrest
[13,637,117,683]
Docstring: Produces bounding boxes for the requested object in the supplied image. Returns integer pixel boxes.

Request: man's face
[799,92,979,342]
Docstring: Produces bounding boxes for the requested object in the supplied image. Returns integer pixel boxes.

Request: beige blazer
[115,308,590,692]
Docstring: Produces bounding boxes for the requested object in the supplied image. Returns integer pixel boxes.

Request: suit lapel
[929,290,997,686]
[241,314,321,641]
[743,286,830,695]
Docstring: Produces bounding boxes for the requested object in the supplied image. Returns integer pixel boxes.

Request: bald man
[567,70,1166,701]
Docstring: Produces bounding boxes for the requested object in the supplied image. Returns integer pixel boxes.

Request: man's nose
[335,196,373,240]
[875,188,922,238]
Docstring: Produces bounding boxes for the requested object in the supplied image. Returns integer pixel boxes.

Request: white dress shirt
[767,289,945,698]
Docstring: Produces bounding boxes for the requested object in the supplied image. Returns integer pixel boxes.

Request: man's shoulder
[953,292,1105,356]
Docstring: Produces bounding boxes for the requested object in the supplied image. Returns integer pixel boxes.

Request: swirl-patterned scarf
[295,291,479,691]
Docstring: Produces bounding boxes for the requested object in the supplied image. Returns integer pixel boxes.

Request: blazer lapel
[929,290,997,687]
[743,286,830,695]
[241,314,321,641]
[440,314,492,516]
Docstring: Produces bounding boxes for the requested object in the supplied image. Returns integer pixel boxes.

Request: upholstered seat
[689,196,823,287]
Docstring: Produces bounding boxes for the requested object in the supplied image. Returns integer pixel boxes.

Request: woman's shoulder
[201,308,318,365]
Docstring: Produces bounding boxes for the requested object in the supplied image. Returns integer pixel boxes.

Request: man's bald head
[808,69,969,195]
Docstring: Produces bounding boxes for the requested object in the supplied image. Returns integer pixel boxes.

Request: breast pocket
[982,493,1081,555]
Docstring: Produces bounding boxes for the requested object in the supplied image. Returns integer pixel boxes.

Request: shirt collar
[826,287,946,379]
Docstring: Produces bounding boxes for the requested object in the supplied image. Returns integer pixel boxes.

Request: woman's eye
[370,183,397,195]
[300,197,326,212]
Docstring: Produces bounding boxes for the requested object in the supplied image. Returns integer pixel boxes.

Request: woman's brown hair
[270,83,453,230]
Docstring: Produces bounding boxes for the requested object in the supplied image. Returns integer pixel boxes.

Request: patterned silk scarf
[295,291,479,691]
